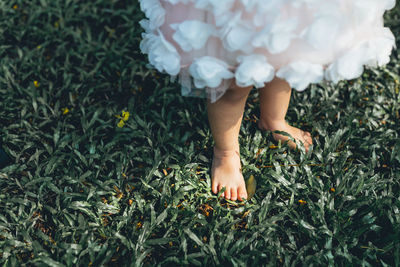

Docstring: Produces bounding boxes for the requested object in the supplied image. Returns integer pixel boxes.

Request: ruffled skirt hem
[139,0,396,103]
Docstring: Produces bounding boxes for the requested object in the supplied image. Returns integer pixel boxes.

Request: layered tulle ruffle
[139,0,396,102]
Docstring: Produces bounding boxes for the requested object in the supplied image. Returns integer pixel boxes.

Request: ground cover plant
[1,0,400,266]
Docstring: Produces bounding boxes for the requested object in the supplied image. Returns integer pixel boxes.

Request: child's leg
[207,83,253,201]
[258,77,312,152]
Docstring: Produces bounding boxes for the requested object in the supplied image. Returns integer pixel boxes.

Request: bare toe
[238,186,247,201]
[303,131,313,145]
[212,182,218,194]
[230,188,237,201]
[224,187,231,200]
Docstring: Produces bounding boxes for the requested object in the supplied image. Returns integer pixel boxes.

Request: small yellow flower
[54,21,59,28]
[13,4,18,9]
[116,110,129,127]
[117,120,125,128]
[121,110,129,121]
[61,107,69,115]
[298,199,307,205]
[36,45,41,50]
[330,188,335,193]
[33,80,39,88]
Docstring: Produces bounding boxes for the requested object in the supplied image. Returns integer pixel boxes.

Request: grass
[1,0,400,266]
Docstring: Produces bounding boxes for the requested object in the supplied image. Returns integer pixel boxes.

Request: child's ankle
[213,146,240,158]
[258,118,287,131]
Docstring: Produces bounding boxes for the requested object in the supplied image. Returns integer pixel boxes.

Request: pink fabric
[140,0,395,102]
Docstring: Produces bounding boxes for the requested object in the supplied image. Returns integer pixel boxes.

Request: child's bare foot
[211,147,248,201]
[258,120,313,152]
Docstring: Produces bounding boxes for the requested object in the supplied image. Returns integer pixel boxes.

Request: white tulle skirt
[139,0,396,103]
